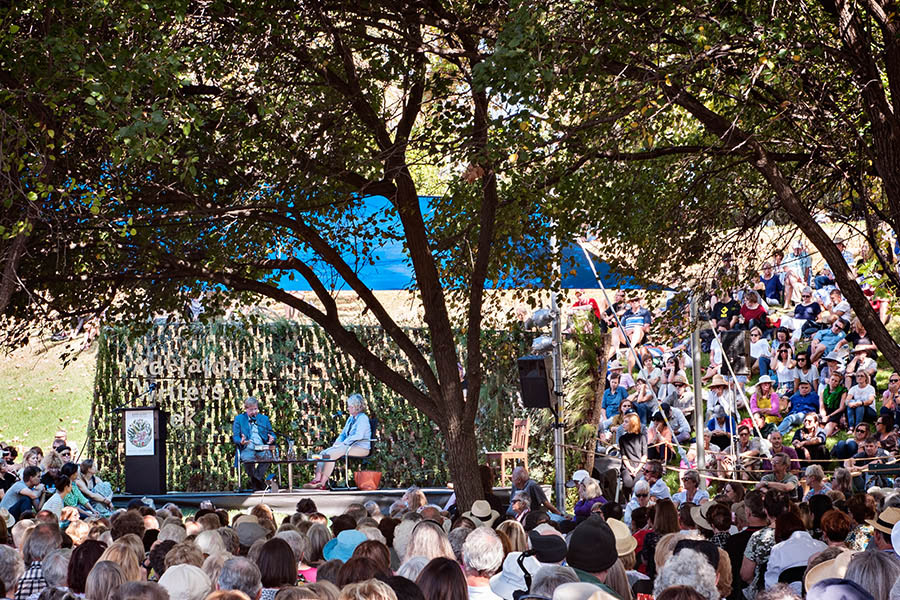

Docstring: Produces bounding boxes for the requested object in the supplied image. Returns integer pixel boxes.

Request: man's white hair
[634,480,650,494]
[653,549,718,600]
[462,527,504,576]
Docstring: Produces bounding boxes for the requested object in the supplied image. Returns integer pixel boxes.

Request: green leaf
[84,96,96,105]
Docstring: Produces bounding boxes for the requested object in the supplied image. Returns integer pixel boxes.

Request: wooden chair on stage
[485,418,530,486]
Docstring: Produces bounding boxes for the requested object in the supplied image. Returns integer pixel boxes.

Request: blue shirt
[793,302,821,322]
[760,275,783,300]
[707,415,738,434]
[336,413,371,450]
[622,307,652,330]
[788,391,820,415]
[603,387,629,415]
[813,328,846,353]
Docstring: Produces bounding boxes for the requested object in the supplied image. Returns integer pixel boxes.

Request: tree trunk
[754,151,900,372]
[443,407,483,512]
[585,333,611,475]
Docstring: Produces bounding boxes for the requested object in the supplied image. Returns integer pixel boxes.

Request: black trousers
[243,461,268,490]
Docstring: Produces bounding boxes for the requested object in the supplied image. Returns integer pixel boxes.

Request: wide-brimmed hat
[834,236,846,245]
[709,374,729,388]
[608,361,623,371]
[823,351,845,363]
[462,499,500,528]
[490,551,543,600]
[232,514,259,528]
[804,549,855,590]
[566,469,590,488]
[690,502,717,531]
[605,518,637,556]
[755,375,775,386]
[323,529,367,562]
[158,564,211,600]
[852,344,878,353]
[672,374,689,386]
[866,506,900,535]
[0,508,13,528]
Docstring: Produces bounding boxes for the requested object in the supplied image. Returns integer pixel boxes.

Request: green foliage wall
[91,320,529,491]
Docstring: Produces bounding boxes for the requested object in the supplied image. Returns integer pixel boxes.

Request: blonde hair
[42,450,64,471]
[339,579,397,600]
[716,549,732,599]
[99,543,142,581]
[164,541,204,568]
[404,520,454,561]
[579,476,603,501]
[496,520,527,553]
[116,533,145,566]
[85,561,128,600]
[605,559,633,600]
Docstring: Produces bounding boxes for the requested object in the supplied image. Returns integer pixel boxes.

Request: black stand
[122,406,168,494]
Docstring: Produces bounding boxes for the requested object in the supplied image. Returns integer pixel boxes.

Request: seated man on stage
[304,393,371,489]
[233,396,276,491]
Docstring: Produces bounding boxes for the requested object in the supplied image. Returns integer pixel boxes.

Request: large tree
[485,0,900,367]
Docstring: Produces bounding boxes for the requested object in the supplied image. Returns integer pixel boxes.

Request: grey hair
[804,464,825,482]
[157,523,187,544]
[883,493,900,510]
[890,577,900,600]
[392,519,418,561]
[634,480,650,494]
[405,520,454,561]
[653,549,718,600]
[41,549,72,588]
[448,528,471,563]
[0,545,24,595]
[217,557,262,599]
[244,396,259,407]
[846,549,900,600]
[579,477,603,500]
[682,470,700,485]
[364,500,382,518]
[513,491,531,510]
[346,394,366,410]
[396,556,429,581]
[23,523,62,563]
[275,529,308,563]
[358,526,387,545]
[531,566,579,598]
[461,527,504,576]
[195,530,227,556]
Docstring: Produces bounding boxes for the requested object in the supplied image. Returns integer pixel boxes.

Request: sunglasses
[635,493,649,498]
[802,295,811,299]
[891,379,900,383]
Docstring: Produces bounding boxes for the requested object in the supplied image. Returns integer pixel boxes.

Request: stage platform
[113,487,459,515]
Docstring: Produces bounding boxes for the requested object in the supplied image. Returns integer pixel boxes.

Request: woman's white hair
[158,523,187,544]
[634,480,650,494]
[653,549,718,600]
[405,520,454,561]
[804,464,825,482]
[461,527,504,576]
[579,477,603,500]
[195,530,227,556]
[347,394,366,410]
[396,556,429,581]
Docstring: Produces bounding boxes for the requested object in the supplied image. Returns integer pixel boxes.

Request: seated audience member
[653,547,719,600]
[843,344,878,388]
[739,292,768,331]
[599,373,629,435]
[748,327,772,377]
[648,411,677,463]
[757,453,799,496]
[845,437,890,491]
[845,371,877,431]
[672,470,709,507]
[572,477,606,523]
[833,422,870,461]
[461,527,505,600]
[790,413,827,464]
[803,465,831,502]
[874,414,898,451]
[771,342,795,397]
[217,557,263,600]
[706,406,737,451]
[719,425,761,481]
[659,403,691,444]
[781,287,822,340]
[763,512,827,594]
[705,375,735,419]
[0,466,43,519]
[820,370,848,437]
[776,380,819,436]
[749,376,781,425]
[755,262,783,306]
[630,374,658,425]
[792,352,819,393]
[617,295,653,373]
[623,480,651,528]
[810,318,847,363]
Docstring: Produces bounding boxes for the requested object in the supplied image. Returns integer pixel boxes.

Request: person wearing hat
[667,374,695,423]
[834,236,857,272]
[565,515,621,596]
[776,380,820,436]
[489,551,543,600]
[749,375,781,425]
[704,374,735,421]
[706,404,737,452]
[866,507,900,557]
[463,500,500,528]
[158,564,212,600]
[605,361,635,391]
[659,403,690,443]
[528,528,568,564]
[323,529,367,562]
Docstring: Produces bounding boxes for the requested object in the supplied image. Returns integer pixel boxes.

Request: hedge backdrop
[90,319,542,491]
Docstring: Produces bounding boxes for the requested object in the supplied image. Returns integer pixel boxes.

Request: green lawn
[0,339,96,456]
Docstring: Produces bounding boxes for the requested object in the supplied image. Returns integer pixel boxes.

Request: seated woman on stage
[304,393,371,489]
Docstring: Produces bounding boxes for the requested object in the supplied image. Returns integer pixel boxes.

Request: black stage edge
[113,487,459,515]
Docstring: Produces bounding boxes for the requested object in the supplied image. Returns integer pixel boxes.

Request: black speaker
[518,355,554,408]
[719,330,750,376]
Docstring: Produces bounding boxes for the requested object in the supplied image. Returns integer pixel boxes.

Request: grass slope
[0,339,96,455]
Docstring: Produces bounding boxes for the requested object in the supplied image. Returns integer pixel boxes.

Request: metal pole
[690,295,706,490]
[551,290,566,513]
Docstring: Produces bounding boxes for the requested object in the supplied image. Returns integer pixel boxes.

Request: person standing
[232,396,276,491]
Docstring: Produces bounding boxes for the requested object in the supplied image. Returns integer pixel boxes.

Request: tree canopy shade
[482,0,900,367]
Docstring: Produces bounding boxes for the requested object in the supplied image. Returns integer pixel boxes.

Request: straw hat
[709,374,729,388]
[804,549,855,590]
[755,375,775,386]
[606,518,637,556]
[866,506,900,535]
[690,502,717,531]
[462,500,500,528]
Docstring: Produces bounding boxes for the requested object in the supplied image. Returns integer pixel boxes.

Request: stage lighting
[525,308,555,330]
